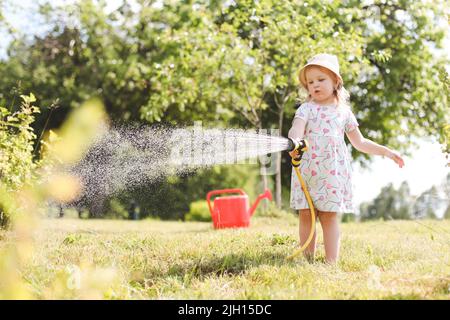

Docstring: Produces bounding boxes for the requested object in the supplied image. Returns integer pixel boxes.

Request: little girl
[288,53,405,264]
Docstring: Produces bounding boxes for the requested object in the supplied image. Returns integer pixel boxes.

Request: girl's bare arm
[288,118,306,140]
[288,118,306,157]
[346,127,405,168]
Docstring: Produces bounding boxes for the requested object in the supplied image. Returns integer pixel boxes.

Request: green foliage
[0,93,39,190]
[0,93,40,226]
[342,213,357,223]
[185,200,211,222]
[257,202,291,218]
[336,0,450,163]
[270,233,295,246]
[62,233,84,245]
[104,199,129,220]
[0,97,123,299]
[3,0,446,153]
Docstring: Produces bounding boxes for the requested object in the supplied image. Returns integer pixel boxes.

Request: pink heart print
[311,170,317,176]
[323,128,330,134]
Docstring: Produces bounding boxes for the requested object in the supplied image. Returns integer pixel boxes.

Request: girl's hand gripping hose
[287,138,308,167]
[286,138,316,260]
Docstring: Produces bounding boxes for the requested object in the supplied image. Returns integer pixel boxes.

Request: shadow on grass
[381,293,426,300]
[170,227,214,234]
[128,248,337,294]
[155,250,312,281]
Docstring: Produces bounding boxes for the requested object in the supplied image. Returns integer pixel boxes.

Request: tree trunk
[275,108,284,208]
[259,122,269,211]
[260,164,269,211]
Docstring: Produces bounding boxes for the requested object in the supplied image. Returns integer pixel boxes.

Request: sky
[1,0,449,213]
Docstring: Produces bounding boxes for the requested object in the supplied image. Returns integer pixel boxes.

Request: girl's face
[305,66,337,105]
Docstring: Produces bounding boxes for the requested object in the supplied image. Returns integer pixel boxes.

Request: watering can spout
[249,189,273,216]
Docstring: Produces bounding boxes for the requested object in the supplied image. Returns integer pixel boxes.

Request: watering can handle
[206,189,246,216]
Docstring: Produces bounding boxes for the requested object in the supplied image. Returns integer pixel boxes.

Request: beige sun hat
[298,53,343,89]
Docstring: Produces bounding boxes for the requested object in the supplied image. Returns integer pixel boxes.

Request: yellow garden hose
[286,139,316,260]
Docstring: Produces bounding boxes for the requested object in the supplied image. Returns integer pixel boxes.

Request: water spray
[55,124,316,261]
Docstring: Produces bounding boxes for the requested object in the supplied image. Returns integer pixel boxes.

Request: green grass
[1,215,449,299]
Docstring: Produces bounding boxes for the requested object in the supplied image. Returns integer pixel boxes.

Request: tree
[395,181,413,219]
[441,173,450,219]
[412,186,440,219]
[210,0,364,207]
[360,181,413,221]
[338,0,449,162]
[366,183,396,220]
[444,205,450,220]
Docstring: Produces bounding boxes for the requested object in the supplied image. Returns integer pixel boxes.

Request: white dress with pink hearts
[290,101,359,213]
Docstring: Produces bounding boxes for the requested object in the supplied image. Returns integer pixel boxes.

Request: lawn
[1,215,449,299]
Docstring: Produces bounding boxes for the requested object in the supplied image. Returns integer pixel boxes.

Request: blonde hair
[334,82,351,108]
[300,65,350,109]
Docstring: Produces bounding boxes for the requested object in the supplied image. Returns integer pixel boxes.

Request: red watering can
[206,188,273,229]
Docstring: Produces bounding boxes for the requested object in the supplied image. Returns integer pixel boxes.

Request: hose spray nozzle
[287,138,308,153]
[287,138,308,167]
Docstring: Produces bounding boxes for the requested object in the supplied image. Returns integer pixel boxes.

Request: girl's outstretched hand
[385,149,405,168]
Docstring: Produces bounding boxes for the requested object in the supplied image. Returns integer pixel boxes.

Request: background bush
[0,94,40,227]
[185,200,211,222]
